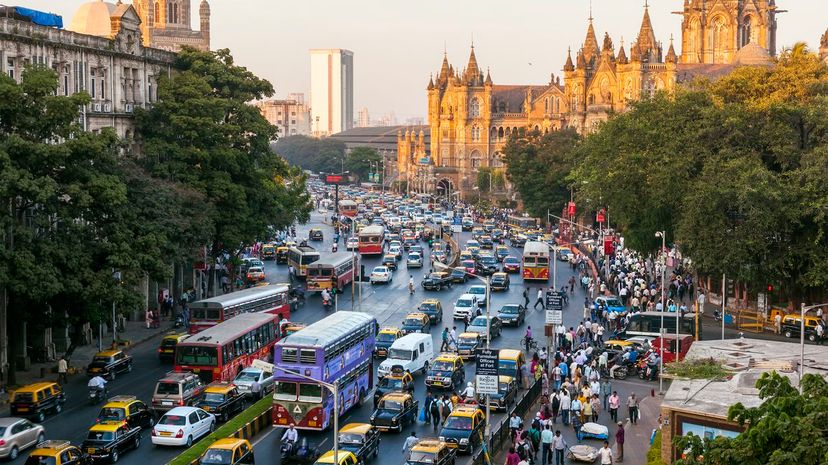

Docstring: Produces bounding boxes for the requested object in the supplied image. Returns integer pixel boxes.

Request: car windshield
[388,349,414,360]
[338,433,365,445]
[432,360,454,371]
[444,416,473,430]
[459,335,477,344]
[481,257,497,264]
[604,298,623,307]
[373,267,387,273]
[457,299,472,307]
[99,407,126,420]
[87,431,115,441]
[92,356,112,363]
[13,392,34,402]
[451,269,465,276]
[380,377,404,389]
[404,318,423,326]
[469,287,485,295]
[499,360,516,372]
[25,456,57,465]
[377,333,398,343]
[420,303,437,311]
[200,449,233,464]
[471,317,488,327]
[505,258,519,264]
[500,306,519,314]
[235,371,261,382]
[379,400,403,411]
[203,393,226,403]
[159,414,187,426]
[176,346,218,366]
[408,255,420,260]
[408,452,437,464]
[156,382,180,395]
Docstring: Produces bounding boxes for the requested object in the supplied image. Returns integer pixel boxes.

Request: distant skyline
[21,1,826,120]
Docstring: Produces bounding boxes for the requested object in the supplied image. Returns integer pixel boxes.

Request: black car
[86,350,133,381]
[370,393,419,433]
[478,236,494,249]
[466,315,503,342]
[82,422,141,463]
[309,229,324,241]
[449,268,469,284]
[476,376,517,411]
[383,254,399,271]
[194,383,246,422]
[339,423,381,463]
[422,272,453,291]
[490,273,510,291]
[496,304,526,326]
[474,255,499,276]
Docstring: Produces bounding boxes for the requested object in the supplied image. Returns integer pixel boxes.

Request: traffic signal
[726,278,735,297]
[767,284,774,293]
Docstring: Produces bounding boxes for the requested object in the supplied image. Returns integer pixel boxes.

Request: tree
[673,372,828,465]
[503,128,580,218]
[476,168,505,193]
[344,147,381,182]
[273,135,346,173]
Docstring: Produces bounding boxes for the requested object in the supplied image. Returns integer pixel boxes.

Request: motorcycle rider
[646,351,661,381]
[608,351,626,379]
[460,382,475,401]
[282,424,299,455]
[408,275,415,294]
[88,375,108,400]
[321,289,332,308]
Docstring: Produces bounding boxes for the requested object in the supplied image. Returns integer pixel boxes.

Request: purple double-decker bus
[272,311,377,430]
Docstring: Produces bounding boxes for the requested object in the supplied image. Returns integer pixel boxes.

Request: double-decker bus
[288,245,321,278]
[508,215,541,230]
[188,284,290,333]
[358,225,384,256]
[621,311,699,340]
[174,313,279,383]
[338,200,358,218]
[272,311,377,430]
[306,252,357,293]
[522,241,550,281]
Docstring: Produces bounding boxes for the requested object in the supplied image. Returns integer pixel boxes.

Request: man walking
[608,391,620,423]
[541,425,554,465]
[402,432,419,454]
[627,393,638,425]
[523,288,530,308]
[552,430,567,465]
[534,288,545,310]
[615,422,625,462]
[57,356,68,385]
[600,440,614,465]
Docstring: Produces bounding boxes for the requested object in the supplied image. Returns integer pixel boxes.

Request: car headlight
[460,438,469,444]
[438,436,446,441]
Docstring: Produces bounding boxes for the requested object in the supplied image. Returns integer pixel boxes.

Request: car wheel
[9,446,19,460]
[808,334,816,342]
[135,434,141,449]
[186,435,193,447]
[54,402,62,414]
[436,285,441,291]
[147,416,155,428]
[127,363,133,373]
[37,432,45,444]
[422,361,429,374]
[784,330,793,338]
[37,411,46,423]
[111,449,119,463]
[210,421,216,432]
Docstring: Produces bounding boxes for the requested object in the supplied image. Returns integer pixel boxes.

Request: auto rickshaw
[276,246,289,264]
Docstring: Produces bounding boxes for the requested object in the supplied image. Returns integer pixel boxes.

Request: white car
[150,406,216,447]
[388,244,402,259]
[406,252,423,268]
[467,285,488,307]
[371,266,393,284]
[346,237,359,251]
[453,293,479,320]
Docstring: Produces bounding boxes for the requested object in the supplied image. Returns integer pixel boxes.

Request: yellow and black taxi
[370,392,419,433]
[198,438,255,465]
[276,246,289,264]
[421,272,453,292]
[374,327,403,358]
[498,349,526,388]
[382,254,399,271]
[9,382,65,423]
[25,440,92,465]
[309,228,324,241]
[476,375,517,411]
[406,439,456,465]
[86,350,133,381]
[418,299,444,323]
[338,423,380,463]
[81,421,141,463]
[374,366,413,405]
[194,383,245,422]
[489,272,510,291]
[96,395,155,429]
[438,405,485,454]
[314,450,358,465]
[456,333,481,360]
[157,332,189,362]
[261,244,277,260]
[494,245,510,262]
[425,353,465,390]
[401,312,430,335]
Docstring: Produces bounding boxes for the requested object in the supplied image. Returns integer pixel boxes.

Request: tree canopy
[273,134,347,173]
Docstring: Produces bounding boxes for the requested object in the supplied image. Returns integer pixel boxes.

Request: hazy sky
[23,1,826,121]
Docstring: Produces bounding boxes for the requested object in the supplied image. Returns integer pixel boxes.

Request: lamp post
[798,302,828,393]
[275,366,340,464]
[655,231,666,395]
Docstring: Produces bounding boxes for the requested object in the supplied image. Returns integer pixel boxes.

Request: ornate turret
[564,47,575,71]
[438,53,450,83]
[576,48,587,69]
[617,38,628,64]
[199,0,210,50]
[582,16,600,62]
[464,45,481,86]
[601,32,615,61]
[427,74,434,90]
[630,42,641,62]
[636,2,658,58]
[666,35,677,63]
[484,68,493,86]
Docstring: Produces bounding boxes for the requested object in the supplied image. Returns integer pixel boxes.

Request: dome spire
[636,0,657,56]
[564,47,575,71]
[582,3,600,61]
[465,42,480,85]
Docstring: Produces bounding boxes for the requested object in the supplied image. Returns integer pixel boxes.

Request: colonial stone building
[131,0,210,52]
[821,28,828,64]
[399,1,785,197]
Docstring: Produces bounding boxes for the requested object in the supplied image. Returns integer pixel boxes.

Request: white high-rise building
[310,48,353,136]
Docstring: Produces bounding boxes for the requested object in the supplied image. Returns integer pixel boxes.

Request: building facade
[310,48,354,136]
[1,2,175,140]
[256,94,312,138]
[400,1,785,197]
[821,28,828,63]
[130,0,210,52]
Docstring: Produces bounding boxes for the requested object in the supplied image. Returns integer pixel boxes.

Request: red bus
[522,241,550,281]
[305,252,357,293]
[358,225,384,255]
[174,313,278,383]
[338,200,358,218]
[187,284,290,334]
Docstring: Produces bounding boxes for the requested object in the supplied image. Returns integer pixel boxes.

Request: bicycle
[521,336,539,352]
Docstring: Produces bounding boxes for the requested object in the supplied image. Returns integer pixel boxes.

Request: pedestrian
[627,393,638,425]
[402,431,419,454]
[572,409,583,443]
[774,313,782,335]
[534,288,544,310]
[145,309,153,329]
[423,392,434,425]
[608,391,620,423]
[463,313,470,331]
[600,440,614,465]
[615,422,625,462]
[559,389,571,425]
[429,396,441,432]
[540,425,554,465]
[590,395,601,422]
[600,378,612,410]
[552,430,567,465]
[506,447,521,465]
[550,390,560,424]
[449,327,458,351]
[509,412,522,443]
[288,265,295,284]
[440,327,450,351]
[57,356,68,385]
[816,322,825,345]
[523,288,530,308]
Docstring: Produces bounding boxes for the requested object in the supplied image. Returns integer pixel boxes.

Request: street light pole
[655,231,666,394]
[798,302,828,393]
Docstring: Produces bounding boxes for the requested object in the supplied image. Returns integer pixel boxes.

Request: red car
[652,334,694,364]
[461,260,476,275]
[502,256,521,273]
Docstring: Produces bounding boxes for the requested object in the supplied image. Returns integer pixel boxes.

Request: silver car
[233,367,274,399]
[0,417,45,460]
[406,252,423,268]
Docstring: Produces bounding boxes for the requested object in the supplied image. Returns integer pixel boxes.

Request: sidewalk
[0,319,173,407]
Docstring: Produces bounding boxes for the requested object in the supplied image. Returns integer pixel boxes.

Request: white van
[453,293,479,320]
[378,333,434,377]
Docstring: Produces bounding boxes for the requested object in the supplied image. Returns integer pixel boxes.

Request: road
[6,209,660,465]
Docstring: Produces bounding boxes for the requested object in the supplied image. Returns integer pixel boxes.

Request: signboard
[419,157,431,165]
[596,209,606,224]
[546,291,564,311]
[475,349,499,376]
[451,225,462,233]
[545,309,563,325]
[324,174,348,185]
[757,292,767,316]
[476,374,499,395]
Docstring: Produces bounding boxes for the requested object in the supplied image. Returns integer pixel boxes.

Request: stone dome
[734,42,772,66]
[68,0,117,38]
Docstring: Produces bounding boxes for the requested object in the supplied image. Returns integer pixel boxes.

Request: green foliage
[344,146,382,182]
[647,429,664,465]
[502,128,580,218]
[673,372,828,465]
[273,134,346,173]
[476,168,505,193]
[665,358,729,380]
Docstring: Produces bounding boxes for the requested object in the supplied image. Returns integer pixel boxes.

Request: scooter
[89,387,107,405]
[322,296,332,311]
[174,314,185,328]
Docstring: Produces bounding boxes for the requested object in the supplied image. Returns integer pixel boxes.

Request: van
[377,333,434,377]
[151,371,205,414]
[9,382,65,423]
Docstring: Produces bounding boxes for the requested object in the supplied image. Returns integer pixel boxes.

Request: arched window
[741,16,753,47]
[153,1,160,24]
[505,127,511,137]
[471,126,481,142]
[498,127,504,139]
[534,125,539,132]
[544,98,549,114]
[490,127,498,141]
[469,97,480,118]
[708,16,728,63]
[498,101,506,112]
[588,94,595,105]
[470,150,481,169]
[688,17,701,62]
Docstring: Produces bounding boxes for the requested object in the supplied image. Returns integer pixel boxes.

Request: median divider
[167,395,274,465]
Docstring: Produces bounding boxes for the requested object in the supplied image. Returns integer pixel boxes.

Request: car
[478,236,494,249]
[425,353,465,390]
[491,229,505,243]
[401,312,431,335]
[495,245,510,262]
[781,314,823,342]
[403,238,418,250]
[86,349,133,381]
[198,438,255,465]
[382,254,399,271]
[338,423,380,463]
[157,332,189,362]
[466,246,480,258]
[467,285,488,307]
[0,417,45,460]
[9,382,65,423]
[194,382,245,423]
[595,295,626,314]
[151,371,205,414]
[456,333,481,360]
[26,440,92,465]
[475,255,499,276]
[439,405,486,453]
[452,294,479,320]
[466,315,503,341]
[370,266,393,284]
[557,248,575,262]
[150,406,216,447]
[245,266,266,283]
[461,218,474,231]
[476,375,517,411]
[458,251,473,262]
[309,229,324,241]
[407,439,456,465]
[261,244,277,260]
[502,256,521,273]
[82,421,141,463]
[374,327,404,358]
[346,237,359,251]
[449,267,469,284]
[373,366,414,405]
[418,299,444,323]
[315,450,359,465]
[497,304,526,327]
[465,240,480,249]
[490,272,510,291]
[422,272,453,291]
[460,260,476,275]
[370,392,419,433]
[377,334,434,377]
[431,250,448,264]
[96,395,156,430]
[233,363,275,399]
[406,252,423,268]
[388,244,403,259]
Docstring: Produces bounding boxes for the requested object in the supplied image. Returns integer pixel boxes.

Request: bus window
[177,346,218,366]
[298,384,323,402]
[273,382,297,401]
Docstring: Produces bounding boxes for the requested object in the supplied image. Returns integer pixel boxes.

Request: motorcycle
[322,296,332,311]
[713,309,722,322]
[89,387,107,405]
[281,438,320,465]
[174,314,185,328]
[637,359,659,381]
[604,360,628,380]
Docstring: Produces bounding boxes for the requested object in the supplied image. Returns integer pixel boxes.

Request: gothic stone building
[131,0,210,52]
[399,1,784,197]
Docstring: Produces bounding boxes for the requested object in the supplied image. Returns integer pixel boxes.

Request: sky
[22,1,827,121]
